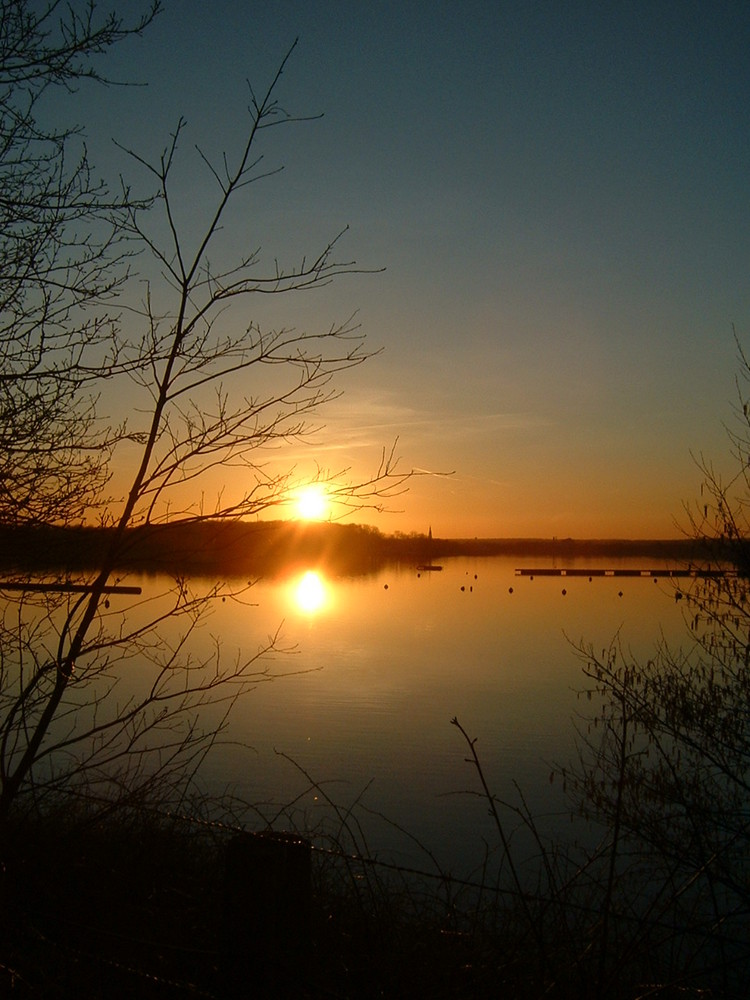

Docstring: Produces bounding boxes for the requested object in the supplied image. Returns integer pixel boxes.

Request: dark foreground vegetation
[0,801,513,999]
[3,697,748,1000]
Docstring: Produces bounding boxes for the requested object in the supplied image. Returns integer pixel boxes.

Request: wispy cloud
[313,390,553,453]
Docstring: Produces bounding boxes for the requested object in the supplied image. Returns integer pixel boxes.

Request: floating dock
[514,568,734,579]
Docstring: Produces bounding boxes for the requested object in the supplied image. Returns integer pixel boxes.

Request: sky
[59,1,750,538]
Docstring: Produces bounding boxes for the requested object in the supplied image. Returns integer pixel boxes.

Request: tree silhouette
[568,338,750,996]
[0,6,408,827]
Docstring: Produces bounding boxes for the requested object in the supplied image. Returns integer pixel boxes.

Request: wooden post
[222,830,311,998]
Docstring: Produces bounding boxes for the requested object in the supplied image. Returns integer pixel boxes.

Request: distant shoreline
[415,536,700,558]
[0,521,725,579]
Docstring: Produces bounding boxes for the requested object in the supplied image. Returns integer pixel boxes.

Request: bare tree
[566,339,750,995]
[0,12,408,828]
[0,0,160,526]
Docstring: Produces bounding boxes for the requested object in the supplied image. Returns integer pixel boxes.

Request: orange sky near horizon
[71,3,749,542]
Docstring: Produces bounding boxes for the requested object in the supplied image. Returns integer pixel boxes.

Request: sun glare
[293,570,328,615]
[295,484,329,521]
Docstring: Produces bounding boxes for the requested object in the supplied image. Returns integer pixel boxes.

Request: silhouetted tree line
[0,520,408,577]
[0,521,716,578]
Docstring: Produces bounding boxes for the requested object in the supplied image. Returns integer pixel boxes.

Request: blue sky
[64,1,750,536]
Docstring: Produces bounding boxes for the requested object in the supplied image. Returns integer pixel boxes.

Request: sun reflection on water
[292,570,329,615]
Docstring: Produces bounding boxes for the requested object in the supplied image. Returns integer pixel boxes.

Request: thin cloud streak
[316,396,554,455]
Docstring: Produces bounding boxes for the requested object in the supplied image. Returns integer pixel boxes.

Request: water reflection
[149,556,691,873]
[292,569,329,615]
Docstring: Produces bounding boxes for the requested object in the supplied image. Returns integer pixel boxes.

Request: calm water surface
[176,554,692,873]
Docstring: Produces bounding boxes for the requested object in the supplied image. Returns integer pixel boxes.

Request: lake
[167,553,692,876]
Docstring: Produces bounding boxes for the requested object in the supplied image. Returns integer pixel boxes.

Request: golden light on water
[293,570,328,615]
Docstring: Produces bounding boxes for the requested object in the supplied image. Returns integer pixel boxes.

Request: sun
[295,484,329,521]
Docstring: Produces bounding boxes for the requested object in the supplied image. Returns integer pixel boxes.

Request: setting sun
[295,484,329,521]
